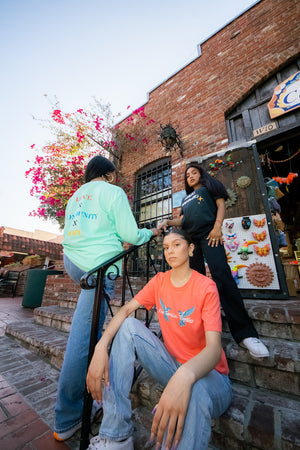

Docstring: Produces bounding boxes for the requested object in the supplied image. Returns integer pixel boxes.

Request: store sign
[253,122,277,137]
[268,71,300,118]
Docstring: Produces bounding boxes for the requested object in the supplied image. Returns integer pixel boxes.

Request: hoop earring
[106,174,114,183]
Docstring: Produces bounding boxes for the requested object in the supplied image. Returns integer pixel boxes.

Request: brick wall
[119,0,300,197]
[42,260,81,307]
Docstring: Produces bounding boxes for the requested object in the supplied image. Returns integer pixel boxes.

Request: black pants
[190,236,258,344]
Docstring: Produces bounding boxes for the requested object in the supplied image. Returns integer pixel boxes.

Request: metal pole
[80,270,105,450]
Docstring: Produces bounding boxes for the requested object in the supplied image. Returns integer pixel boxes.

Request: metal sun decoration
[159,123,184,157]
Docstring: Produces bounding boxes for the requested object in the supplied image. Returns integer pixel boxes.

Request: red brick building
[118,0,300,299]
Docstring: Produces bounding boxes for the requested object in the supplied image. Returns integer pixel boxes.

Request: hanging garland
[267,148,300,164]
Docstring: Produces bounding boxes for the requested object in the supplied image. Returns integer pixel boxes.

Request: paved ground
[0,298,153,450]
[0,297,73,449]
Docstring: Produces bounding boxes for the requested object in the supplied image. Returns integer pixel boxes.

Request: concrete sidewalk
[0,297,72,449]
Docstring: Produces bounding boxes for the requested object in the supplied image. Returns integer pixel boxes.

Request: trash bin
[22,269,63,308]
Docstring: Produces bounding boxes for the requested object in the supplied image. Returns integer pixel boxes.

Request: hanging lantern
[159,123,184,157]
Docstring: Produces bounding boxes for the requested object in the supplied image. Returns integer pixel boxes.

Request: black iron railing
[79,236,165,450]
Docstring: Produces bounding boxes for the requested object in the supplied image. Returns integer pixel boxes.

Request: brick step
[32,303,157,333]
[34,297,299,342]
[228,299,300,341]
[131,372,300,450]
[4,316,161,372]
[5,317,300,399]
[5,317,300,449]
[92,298,300,341]
[58,299,77,309]
[34,306,74,332]
[222,332,300,397]
[102,298,300,340]
[5,319,68,369]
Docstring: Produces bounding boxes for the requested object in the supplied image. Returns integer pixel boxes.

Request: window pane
[134,159,172,226]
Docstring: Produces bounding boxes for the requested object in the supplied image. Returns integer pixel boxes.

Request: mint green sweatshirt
[62,180,153,273]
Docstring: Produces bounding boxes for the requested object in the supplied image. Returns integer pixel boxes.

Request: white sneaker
[240,337,270,358]
[88,435,134,450]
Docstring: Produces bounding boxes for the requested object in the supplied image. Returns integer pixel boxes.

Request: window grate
[132,158,172,276]
[134,159,172,228]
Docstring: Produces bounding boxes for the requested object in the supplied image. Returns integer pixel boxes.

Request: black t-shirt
[181,187,218,239]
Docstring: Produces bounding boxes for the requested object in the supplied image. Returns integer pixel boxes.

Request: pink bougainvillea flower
[30,144,35,149]
[77,131,85,143]
[52,109,65,124]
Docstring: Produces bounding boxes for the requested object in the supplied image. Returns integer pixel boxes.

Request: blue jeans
[99,318,232,449]
[54,255,115,433]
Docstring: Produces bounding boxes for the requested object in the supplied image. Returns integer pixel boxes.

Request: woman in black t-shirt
[159,163,269,358]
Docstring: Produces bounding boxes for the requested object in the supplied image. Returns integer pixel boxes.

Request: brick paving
[0,297,33,337]
[0,298,152,450]
[0,297,71,449]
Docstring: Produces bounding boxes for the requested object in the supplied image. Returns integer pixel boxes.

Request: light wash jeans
[99,318,232,450]
[54,254,115,434]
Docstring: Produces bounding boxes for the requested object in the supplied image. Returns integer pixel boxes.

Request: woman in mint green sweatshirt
[54,155,160,441]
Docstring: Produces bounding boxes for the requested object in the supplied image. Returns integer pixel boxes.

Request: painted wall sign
[268,71,300,118]
[253,122,277,137]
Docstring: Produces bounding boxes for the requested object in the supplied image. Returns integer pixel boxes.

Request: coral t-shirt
[135,270,229,375]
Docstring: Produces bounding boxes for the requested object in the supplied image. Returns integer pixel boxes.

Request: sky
[0,0,259,235]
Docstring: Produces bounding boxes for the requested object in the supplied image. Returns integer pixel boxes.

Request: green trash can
[22,269,63,308]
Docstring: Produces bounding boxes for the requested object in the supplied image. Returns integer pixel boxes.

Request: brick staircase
[4,264,300,449]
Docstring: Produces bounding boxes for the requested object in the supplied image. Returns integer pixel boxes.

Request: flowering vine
[26,98,156,229]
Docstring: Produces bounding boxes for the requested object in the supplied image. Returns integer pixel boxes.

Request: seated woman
[86,229,232,450]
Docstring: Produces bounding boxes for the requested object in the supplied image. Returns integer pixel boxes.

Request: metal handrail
[79,236,163,449]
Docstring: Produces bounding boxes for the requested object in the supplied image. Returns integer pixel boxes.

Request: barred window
[130,158,172,276]
[134,158,172,228]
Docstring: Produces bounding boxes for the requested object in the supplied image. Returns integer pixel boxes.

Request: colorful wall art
[223,213,280,290]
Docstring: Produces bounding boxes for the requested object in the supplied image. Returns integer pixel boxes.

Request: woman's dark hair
[184,162,229,200]
[85,155,116,183]
[165,228,193,246]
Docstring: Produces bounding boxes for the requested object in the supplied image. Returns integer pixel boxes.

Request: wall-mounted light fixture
[159,123,184,157]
